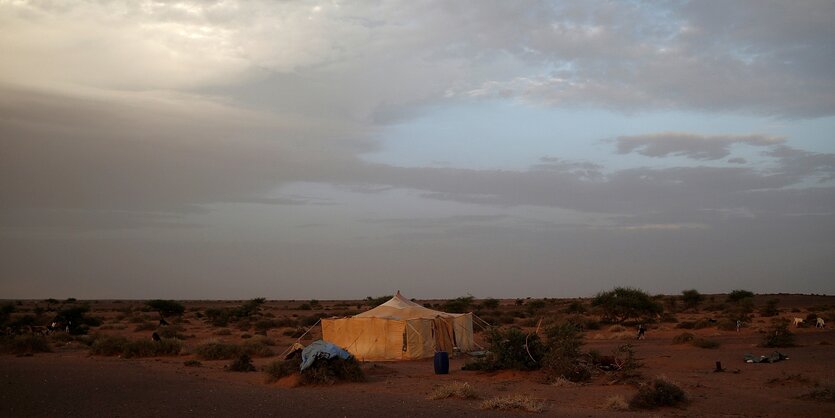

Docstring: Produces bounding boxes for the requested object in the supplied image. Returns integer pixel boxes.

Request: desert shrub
[228,354,256,372]
[675,321,695,329]
[283,328,305,338]
[482,298,500,310]
[762,318,795,347]
[274,317,299,328]
[204,308,230,327]
[265,356,301,382]
[443,296,474,313]
[480,395,544,413]
[214,328,232,336]
[801,381,835,402]
[90,335,181,358]
[254,319,278,333]
[672,332,695,344]
[691,338,720,349]
[243,337,275,357]
[0,335,51,355]
[193,341,243,360]
[604,395,629,411]
[717,319,738,331]
[299,357,365,385]
[184,360,202,367]
[727,290,754,303]
[463,327,544,371]
[300,314,324,327]
[158,325,187,339]
[54,305,98,335]
[145,300,185,317]
[541,322,589,382]
[681,289,703,310]
[660,313,678,323]
[133,322,157,332]
[564,301,586,314]
[526,300,546,314]
[240,333,252,339]
[427,382,480,400]
[609,325,627,333]
[760,299,780,317]
[629,377,687,409]
[592,287,662,323]
[231,298,266,319]
[805,313,819,323]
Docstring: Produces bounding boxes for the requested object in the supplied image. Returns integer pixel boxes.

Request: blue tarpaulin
[300,340,352,371]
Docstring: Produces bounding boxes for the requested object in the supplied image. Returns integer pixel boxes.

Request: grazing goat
[816,317,826,328]
[793,317,805,327]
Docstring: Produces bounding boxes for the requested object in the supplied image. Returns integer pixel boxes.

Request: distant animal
[159,318,169,326]
[817,317,826,328]
[793,317,805,327]
[152,332,161,342]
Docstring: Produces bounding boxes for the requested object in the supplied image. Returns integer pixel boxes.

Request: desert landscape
[2,291,834,417]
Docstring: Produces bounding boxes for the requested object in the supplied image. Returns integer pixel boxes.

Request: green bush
[463,327,544,371]
[482,298,500,310]
[760,299,780,317]
[541,322,589,382]
[592,287,662,323]
[629,378,687,409]
[443,296,475,313]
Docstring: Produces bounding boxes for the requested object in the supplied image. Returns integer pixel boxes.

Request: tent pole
[278,318,321,358]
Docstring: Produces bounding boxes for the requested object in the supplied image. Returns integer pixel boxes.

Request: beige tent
[321,292,474,361]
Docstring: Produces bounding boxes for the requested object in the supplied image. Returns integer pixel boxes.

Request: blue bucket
[434,351,449,374]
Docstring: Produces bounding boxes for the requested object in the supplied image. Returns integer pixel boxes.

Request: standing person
[736,320,742,332]
[637,324,646,340]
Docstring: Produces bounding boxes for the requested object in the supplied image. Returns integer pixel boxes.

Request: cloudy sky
[1,0,834,299]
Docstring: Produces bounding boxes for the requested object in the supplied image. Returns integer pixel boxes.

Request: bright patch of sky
[364,100,835,171]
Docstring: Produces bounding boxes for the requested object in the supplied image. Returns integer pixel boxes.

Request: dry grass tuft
[427,382,480,400]
[480,394,545,412]
[801,381,835,402]
[550,377,578,387]
[604,395,629,411]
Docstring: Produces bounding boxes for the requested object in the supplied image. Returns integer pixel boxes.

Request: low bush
[228,354,256,372]
[193,341,243,360]
[184,359,202,367]
[157,325,187,339]
[0,335,51,355]
[299,357,365,385]
[604,395,629,411]
[427,382,479,400]
[480,395,544,413]
[265,357,300,382]
[90,335,181,358]
[629,377,687,409]
[672,332,695,344]
[762,318,795,348]
[463,327,543,371]
[801,381,835,402]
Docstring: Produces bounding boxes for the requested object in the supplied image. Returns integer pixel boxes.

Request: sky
[1,0,834,300]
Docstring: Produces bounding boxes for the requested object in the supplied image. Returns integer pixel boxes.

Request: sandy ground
[2,295,835,417]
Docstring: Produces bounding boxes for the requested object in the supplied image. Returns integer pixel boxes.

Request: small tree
[482,298,500,310]
[762,318,795,347]
[443,296,474,313]
[592,287,662,323]
[681,289,703,310]
[146,300,185,317]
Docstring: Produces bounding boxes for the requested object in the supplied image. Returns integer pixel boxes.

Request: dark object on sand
[159,318,169,326]
[152,332,161,342]
[744,351,788,363]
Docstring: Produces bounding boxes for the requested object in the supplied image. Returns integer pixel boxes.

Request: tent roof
[353,291,464,320]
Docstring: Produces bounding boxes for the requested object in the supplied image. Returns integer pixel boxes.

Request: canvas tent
[321,292,474,361]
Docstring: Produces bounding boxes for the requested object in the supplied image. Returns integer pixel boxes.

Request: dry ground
[2,295,835,417]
